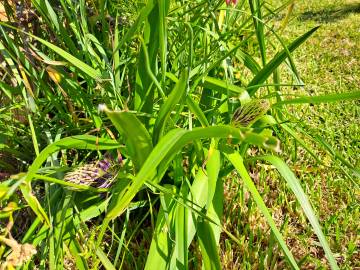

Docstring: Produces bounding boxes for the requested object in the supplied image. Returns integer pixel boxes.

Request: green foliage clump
[0,0,358,269]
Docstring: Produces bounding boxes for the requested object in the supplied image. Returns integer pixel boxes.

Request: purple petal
[98,160,111,171]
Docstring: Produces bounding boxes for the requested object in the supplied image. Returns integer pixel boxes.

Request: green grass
[0,0,358,269]
[219,0,359,269]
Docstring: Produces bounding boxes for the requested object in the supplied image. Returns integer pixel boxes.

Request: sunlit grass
[0,0,358,269]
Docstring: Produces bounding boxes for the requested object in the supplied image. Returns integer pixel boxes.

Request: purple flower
[98,159,111,171]
[64,157,116,189]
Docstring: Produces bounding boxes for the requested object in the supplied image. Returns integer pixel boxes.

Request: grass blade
[225,150,299,269]
[255,155,339,270]
[274,91,360,106]
[153,72,188,144]
[104,125,279,220]
[0,22,102,79]
[101,107,153,171]
[280,123,322,164]
[197,217,221,270]
[247,26,319,96]
[144,192,176,270]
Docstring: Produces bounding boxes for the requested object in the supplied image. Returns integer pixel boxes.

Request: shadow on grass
[298,3,360,23]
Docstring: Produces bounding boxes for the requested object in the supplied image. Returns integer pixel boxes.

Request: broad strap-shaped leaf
[134,0,161,116]
[20,181,51,227]
[206,145,221,208]
[105,125,280,220]
[68,233,89,270]
[169,161,221,269]
[96,248,116,270]
[186,96,210,127]
[203,76,250,101]
[197,144,223,269]
[167,169,210,269]
[153,72,188,144]
[144,190,176,270]
[168,74,210,128]
[205,143,223,245]
[249,0,266,65]
[174,185,189,270]
[197,218,222,270]
[102,107,153,171]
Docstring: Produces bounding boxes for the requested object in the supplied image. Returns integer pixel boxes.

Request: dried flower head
[0,236,36,269]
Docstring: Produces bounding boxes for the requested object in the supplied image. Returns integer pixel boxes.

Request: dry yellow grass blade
[0,3,8,22]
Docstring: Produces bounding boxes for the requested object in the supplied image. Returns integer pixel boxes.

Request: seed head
[232,99,270,127]
[64,158,115,189]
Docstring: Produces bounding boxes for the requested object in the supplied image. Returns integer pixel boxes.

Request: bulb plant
[0,0,358,269]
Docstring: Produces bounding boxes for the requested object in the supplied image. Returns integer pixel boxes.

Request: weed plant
[0,0,358,269]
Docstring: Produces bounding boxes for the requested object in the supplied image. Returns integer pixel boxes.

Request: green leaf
[0,183,10,200]
[197,218,222,270]
[234,48,260,74]
[168,169,215,269]
[249,0,266,65]
[274,91,360,106]
[203,76,250,101]
[144,191,176,270]
[206,145,223,244]
[0,81,20,99]
[96,247,116,270]
[102,107,153,171]
[206,173,223,245]
[20,181,51,227]
[225,150,299,269]
[158,0,170,87]
[247,26,319,96]
[255,155,339,270]
[153,72,188,144]
[206,146,221,208]
[68,235,89,270]
[174,185,189,270]
[0,22,102,79]
[105,125,279,220]
[186,96,210,127]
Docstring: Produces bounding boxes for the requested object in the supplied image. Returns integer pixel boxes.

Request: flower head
[64,157,116,189]
[231,99,270,127]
